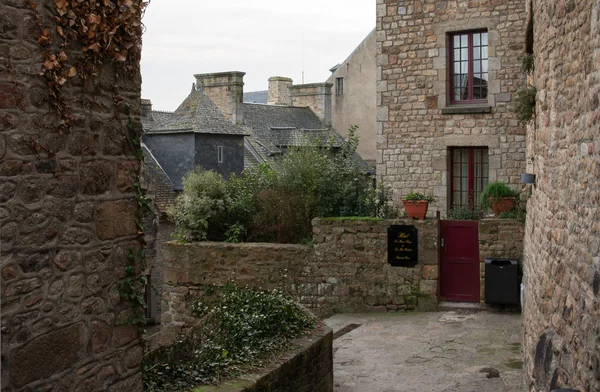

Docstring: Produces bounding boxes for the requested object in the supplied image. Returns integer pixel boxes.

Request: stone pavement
[325,311,524,392]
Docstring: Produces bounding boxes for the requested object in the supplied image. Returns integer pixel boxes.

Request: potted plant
[480,181,520,216]
[402,193,436,220]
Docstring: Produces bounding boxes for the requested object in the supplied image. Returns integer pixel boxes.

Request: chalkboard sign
[387,225,418,267]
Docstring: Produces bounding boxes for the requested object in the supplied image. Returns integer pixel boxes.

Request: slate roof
[242,103,344,150]
[141,143,177,216]
[142,89,248,136]
[243,90,268,104]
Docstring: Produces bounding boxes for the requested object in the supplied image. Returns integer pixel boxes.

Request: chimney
[194,71,245,125]
[291,83,333,126]
[267,76,293,106]
[140,98,152,118]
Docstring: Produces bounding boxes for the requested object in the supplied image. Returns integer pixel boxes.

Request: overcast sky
[140,0,375,111]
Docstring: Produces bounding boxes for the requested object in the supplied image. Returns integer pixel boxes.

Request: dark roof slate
[142,89,247,136]
[243,90,268,104]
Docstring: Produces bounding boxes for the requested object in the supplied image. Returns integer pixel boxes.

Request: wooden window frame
[449,30,489,104]
[450,147,489,209]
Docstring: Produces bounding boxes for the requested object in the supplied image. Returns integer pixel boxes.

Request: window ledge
[441,105,492,115]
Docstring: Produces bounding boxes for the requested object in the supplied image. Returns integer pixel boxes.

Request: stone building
[0,0,144,390]
[141,87,248,188]
[327,29,377,166]
[522,0,600,391]
[376,0,528,215]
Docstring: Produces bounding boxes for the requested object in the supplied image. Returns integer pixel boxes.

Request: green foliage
[480,181,520,210]
[167,126,395,244]
[166,169,230,242]
[521,54,535,74]
[142,285,315,391]
[513,85,536,124]
[447,205,481,220]
[403,192,436,203]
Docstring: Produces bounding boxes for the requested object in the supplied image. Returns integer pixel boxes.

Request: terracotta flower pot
[490,197,516,216]
[403,200,429,220]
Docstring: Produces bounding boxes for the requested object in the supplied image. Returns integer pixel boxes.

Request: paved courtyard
[325,310,524,392]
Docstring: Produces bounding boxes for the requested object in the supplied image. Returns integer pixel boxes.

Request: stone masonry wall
[522,1,600,391]
[478,218,524,303]
[376,0,527,215]
[291,83,333,127]
[161,219,440,329]
[198,326,333,392]
[0,1,143,391]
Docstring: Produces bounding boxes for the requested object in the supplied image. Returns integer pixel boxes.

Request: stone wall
[522,1,600,391]
[376,0,527,215]
[0,1,143,390]
[478,218,524,303]
[291,83,333,126]
[162,219,440,327]
[196,326,333,392]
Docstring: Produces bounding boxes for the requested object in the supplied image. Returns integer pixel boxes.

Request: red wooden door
[440,221,480,302]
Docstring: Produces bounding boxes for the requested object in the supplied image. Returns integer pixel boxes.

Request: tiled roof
[142,89,248,136]
[243,90,268,104]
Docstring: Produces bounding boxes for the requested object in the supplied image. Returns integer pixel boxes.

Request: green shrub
[166,168,229,242]
[248,186,316,244]
[480,181,520,210]
[447,205,481,220]
[167,126,395,243]
[142,285,315,391]
[403,192,436,203]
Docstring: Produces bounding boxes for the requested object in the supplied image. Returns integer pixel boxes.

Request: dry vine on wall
[23,0,151,328]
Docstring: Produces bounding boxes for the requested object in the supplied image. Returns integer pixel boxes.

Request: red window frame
[449,30,489,104]
[450,147,489,209]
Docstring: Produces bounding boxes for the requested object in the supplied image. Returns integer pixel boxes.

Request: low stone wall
[194,325,333,392]
[162,219,439,326]
[478,219,525,303]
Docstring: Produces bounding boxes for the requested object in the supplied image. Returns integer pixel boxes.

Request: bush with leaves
[167,126,395,243]
[166,168,230,242]
[143,285,315,391]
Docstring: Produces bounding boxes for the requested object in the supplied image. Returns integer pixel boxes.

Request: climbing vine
[25,0,151,329]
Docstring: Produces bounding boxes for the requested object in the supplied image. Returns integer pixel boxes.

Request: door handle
[441,238,445,248]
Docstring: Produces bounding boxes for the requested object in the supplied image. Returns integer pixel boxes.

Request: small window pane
[482,72,488,82]
[474,61,481,73]
[473,47,480,60]
[461,48,468,60]
[473,33,481,46]
[482,32,488,46]
[461,61,468,74]
[482,46,488,59]
[482,59,488,73]
[454,62,461,74]
[461,34,468,47]
[454,35,460,48]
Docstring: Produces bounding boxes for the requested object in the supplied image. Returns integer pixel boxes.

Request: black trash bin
[485,258,519,305]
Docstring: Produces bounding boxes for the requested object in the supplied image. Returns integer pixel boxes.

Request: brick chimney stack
[291,83,333,126]
[194,71,245,125]
[267,76,293,106]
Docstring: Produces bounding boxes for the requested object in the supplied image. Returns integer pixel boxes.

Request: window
[450,31,488,103]
[217,146,223,163]
[450,147,489,208]
[336,77,344,95]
